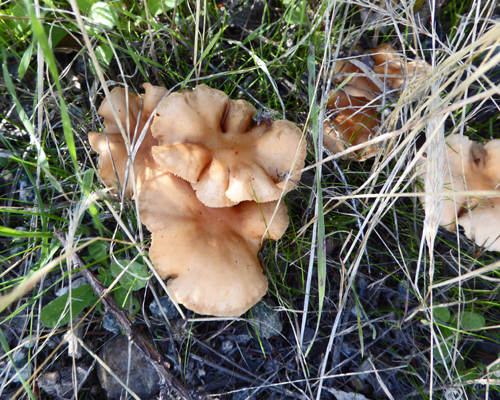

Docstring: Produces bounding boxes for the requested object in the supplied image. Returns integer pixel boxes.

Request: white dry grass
[305,2,500,399]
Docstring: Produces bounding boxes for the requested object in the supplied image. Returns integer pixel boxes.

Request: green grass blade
[23,0,79,175]
[0,329,36,400]
[18,36,35,79]
[181,28,222,88]
[0,226,53,238]
[304,43,326,358]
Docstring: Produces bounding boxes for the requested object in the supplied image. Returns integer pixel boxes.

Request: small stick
[54,231,207,400]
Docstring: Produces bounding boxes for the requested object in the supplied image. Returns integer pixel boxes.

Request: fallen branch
[54,231,207,400]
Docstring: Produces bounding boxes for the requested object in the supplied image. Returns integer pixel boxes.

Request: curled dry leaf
[324,44,430,161]
[418,134,500,251]
[150,84,307,208]
[139,172,290,317]
[89,84,168,197]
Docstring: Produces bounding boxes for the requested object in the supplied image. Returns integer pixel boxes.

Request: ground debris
[38,365,90,400]
[98,336,160,400]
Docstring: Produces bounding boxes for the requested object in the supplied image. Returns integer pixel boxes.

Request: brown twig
[54,231,207,400]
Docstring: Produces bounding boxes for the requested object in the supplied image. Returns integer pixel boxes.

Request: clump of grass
[1,0,500,399]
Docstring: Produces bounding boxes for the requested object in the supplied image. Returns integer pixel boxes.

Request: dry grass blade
[2,0,500,398]
[53,231,208,400]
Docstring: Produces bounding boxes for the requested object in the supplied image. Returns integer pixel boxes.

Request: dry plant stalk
[53,231,208,400]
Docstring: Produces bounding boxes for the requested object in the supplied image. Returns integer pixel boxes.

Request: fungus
[419,134,500,251]
[325,44,429,160]
[366,44,430,90]
[88,84,168,197]
[150,84,307,208]
[89,83,296,315]
[333,44,429,95]
[139,172,290,317]
[323,90,381,161]
[332,55,378,100]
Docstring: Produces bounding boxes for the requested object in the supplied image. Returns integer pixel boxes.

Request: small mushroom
[333,58,379,100]
[325,44,430,160]
[323,90,381,161]
[139,172,290,316]
[150,84,307,208]
[366,44,430,90]
[89,84,168,197]
[419,134,500,251]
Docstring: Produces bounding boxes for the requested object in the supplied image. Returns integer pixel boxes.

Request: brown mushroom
[139,171,290,316]
[366,44,430,89]
[419,134,500,251]
[150,84,307,208]
[333,44,429,94]
[323,90,381,161]
[325,44,430,160]
[333,59,379,100]
[89,84,168,197]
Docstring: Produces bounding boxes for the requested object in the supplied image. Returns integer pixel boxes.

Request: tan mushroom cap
[333,44,430,96]
[459,198,500,250]
[139,172,290,317]
[323,90,381,161]
[326,44,430,160]
[88,84,168,197]
[150,84,307,208]
[333,59,379,100]
[332,44,399,99]
[366,44,430,89]
[418,134,500,251]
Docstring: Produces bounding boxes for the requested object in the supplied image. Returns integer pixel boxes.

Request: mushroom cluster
[324,44,430,160]
[419,134,500,251]
[89,84,306,316]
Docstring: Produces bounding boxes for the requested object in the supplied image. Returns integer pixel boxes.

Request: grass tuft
[1,0,500,398]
